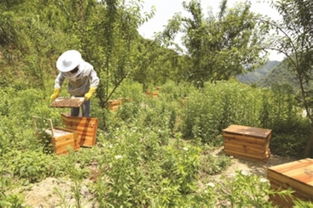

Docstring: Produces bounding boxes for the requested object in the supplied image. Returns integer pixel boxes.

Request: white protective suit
[54,60,99,96]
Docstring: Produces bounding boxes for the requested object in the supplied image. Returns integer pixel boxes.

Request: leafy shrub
[217,172,285,207]
[181,81,264,143]
[93,124,206,207]
[200,154,231,175]
[0,87,63,155]
[179,80,309,157]
[3,150,59,183]
[0,194,26,208]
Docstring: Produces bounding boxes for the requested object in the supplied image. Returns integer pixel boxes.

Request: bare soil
[22,177,98,208]
[211,147,295,179]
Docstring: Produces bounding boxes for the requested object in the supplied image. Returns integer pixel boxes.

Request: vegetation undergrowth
[0,80,311,207]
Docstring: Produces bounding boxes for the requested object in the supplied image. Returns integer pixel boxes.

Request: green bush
[93,124,206,207]
[200,154,231,175]
[178,80,309,157]
[3,150,59,183]
[217,172,285,207]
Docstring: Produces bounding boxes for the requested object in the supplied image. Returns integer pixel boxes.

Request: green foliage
[181,81,264,143]
[0,0,312,206]
[217,172,283,207]
[200,154,231,175]
[272,0,313,154]
[293,200,313,208]
[0,166,27,208]
[0,87,63,156]
[2,150,59,183]
[93,124,207,207]
[160,0,269,87]
[179,80,309,155]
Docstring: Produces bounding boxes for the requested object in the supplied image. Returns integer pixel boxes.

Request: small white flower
[260,178,268,183]
[114,155,123,160]
[206,182,215,188]
[183,147,189,151]
[109,144,113,148]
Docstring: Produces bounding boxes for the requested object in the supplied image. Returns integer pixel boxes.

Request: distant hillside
[258,60,299,89]
[237,61,280,84]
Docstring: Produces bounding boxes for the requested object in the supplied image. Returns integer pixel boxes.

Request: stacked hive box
[222,125,272,161]
[268,158,313,207]
[61,114,98,147]
[45,128,79,155]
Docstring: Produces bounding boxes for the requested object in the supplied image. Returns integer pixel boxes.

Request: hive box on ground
[267,158,313,208]
[107,99,123,111]
[61,114,98,147]
[145,91,159,97]
[45,127,79,155]
[222,124,272,161]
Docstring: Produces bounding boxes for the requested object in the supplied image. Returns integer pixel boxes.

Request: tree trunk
[304,125,313,157]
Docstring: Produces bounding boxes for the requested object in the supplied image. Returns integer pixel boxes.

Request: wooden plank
[55,145,75,154]
[270,179,313,199]
[224,148,269,160]
[269,193,294,208]
[61,114,98,147]
[224,139,267,152]
[223,125,272,139]
[269,159,313,173]
[267,169,313,198]
[270,181,313,207]
[53,136,74,147]
[224,142,267,154]
[223,133,268,144]
[65,125,98,133]
[268,159,313,185]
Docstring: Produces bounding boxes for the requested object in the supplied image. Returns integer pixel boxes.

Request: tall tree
[271,0,313,155]
[159,0,269,87]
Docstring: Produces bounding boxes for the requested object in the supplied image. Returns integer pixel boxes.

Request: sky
[138,0,285,61]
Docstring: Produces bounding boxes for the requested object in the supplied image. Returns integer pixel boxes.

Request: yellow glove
[50,88,61,101]
[84,87,97,100]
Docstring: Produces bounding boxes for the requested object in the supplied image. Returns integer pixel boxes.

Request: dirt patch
[22,177,98,208]
[213,147,296,179]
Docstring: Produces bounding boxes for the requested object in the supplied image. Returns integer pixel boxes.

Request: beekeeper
[50,50,99,117]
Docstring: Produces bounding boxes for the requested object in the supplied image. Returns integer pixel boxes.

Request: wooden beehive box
[268,158,313,207]
[61,114,98,147]
[45,127,79,155]
[145,91,159,97]
[108,99,123,111]
[222,124,272,161]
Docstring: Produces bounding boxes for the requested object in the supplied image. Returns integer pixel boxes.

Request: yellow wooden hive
[222,124,272,161]
[61,114,98,147]
[267,158,313,207]
[45,127,79,155]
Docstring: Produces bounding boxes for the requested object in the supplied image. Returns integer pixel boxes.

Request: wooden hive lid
[223,125,272,139]
[45,128,73,137]
[268,158,313,186]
